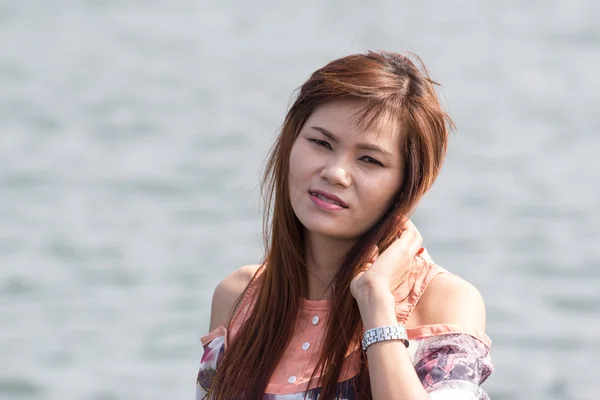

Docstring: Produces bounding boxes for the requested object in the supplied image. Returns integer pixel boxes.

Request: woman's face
[288,100,405,240]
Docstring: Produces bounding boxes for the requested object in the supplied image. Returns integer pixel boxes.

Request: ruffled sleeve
[196,327,227,400]
[196,272,263,399]
[409,331,494,400]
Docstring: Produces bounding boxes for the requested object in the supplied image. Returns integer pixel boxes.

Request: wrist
[362,324,409,351]
[356,290,398,330]
[353,275,393,303]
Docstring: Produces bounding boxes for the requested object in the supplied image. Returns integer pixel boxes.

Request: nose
[321,165,352,188]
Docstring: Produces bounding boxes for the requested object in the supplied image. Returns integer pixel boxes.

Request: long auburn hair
[208,51,454,399]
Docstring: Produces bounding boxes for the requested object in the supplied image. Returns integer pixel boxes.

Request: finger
[395,219,417,238]
[358,262,373,275]
[368,245,379,263]
[395,214,409,227]
[400,219,418,234]
[389,227,423,256]
[398,220,422,246]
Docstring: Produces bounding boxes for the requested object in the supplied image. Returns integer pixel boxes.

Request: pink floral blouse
[196,252,493,399]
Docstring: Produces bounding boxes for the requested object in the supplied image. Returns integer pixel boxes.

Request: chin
[298,216,358,240]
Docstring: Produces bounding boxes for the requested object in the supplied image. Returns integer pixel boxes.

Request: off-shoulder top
[196,250,493,399]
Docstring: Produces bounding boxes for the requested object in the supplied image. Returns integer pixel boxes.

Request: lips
[309,189,348,208]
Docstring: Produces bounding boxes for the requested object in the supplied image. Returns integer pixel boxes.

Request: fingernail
[417,247,424,256]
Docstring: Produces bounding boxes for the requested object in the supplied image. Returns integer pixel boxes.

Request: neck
[303,230,356,300]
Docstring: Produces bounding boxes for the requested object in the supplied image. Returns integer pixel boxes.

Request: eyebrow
[310,126,394,157]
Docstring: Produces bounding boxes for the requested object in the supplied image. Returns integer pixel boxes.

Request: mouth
[309,189,348,208]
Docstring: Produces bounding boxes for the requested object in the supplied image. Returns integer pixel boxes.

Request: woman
[196,51,493,399]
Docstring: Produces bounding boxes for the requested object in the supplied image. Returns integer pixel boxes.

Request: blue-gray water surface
[1,1,599,399]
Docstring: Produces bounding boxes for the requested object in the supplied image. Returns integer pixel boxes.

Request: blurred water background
[1,0,599,399]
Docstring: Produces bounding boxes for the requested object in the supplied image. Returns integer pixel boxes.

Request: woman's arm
[355,273,487,400]
[208,264,262,332]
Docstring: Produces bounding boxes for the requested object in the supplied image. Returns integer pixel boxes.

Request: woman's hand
[350,219,423,302]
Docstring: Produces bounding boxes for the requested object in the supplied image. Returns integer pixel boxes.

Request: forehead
[305,100,404,146]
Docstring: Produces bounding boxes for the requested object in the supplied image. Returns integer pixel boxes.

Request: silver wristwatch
[361,324,409,351]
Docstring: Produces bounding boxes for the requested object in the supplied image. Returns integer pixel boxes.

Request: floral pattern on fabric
[196,333,492,399]
[413,334,493,399]
[196,335,225,396]
[263,379,356,400]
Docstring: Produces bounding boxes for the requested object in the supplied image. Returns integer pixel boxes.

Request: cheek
[288,144,301,183]
[289,142,314,182]
[288,142,309,195]
[361,178,400,215]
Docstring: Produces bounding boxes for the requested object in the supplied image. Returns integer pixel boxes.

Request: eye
[360,156,383,166]
[308,139,332,150]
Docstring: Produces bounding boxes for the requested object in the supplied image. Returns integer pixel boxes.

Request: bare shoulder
[410,272,487,332]
[209,264,263,332]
